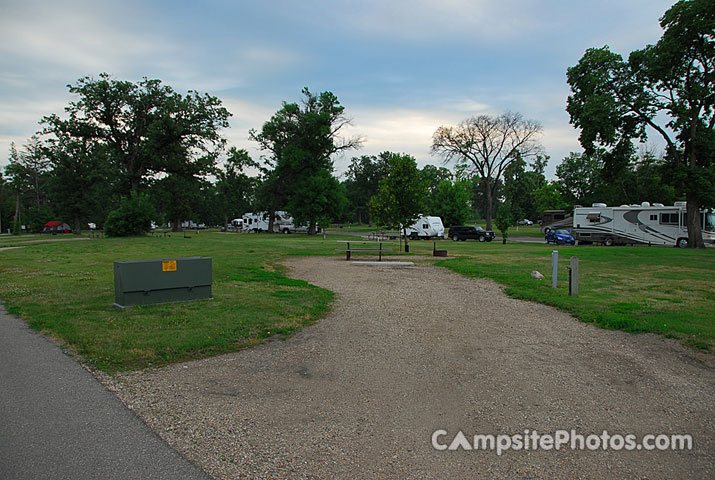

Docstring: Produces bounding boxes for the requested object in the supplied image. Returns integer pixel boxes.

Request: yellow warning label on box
[162,260,177,272]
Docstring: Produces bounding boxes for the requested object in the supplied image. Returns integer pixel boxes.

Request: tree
[495,202,514,244]
[426,180,472,228]
[44,132,110,233]
[42,73,231,195]
[4,143,30,234]
[250,88,362,233]
[343,153,390,223]
[420,164,454,195]
[19,135,51,211]
[566,0,715,247]
[532,182,567,214]
[555,152,605,208]
[369,153,426,251]
[104,192,156,237]
[502,155,548,221]
[287,169,347,231]
[431,112,543,230]
[215,147,257,230]
[555,149,677,209]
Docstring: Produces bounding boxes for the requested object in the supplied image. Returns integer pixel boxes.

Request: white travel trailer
[572,202,715,247]
[404,215,445,239]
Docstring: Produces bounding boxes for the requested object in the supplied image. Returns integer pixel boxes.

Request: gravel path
[104,256,714,479]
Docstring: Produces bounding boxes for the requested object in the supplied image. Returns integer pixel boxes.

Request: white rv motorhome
[404,216,445,239]
[572,202,715,247]
[238,211,306,233]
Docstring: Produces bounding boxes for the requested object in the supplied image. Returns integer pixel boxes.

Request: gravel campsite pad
[105,256,714,479]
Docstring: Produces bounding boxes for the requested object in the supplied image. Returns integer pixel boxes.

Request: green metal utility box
[113,257,212,307]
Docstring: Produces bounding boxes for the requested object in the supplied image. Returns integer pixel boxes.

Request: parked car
[545,228,575,245]
[517,219,533,225]
[448,225,495,242]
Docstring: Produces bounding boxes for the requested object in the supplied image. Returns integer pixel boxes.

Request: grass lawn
[0,232,360,372]
[326,223,390,233]
[0,233,712,374]
[404,239,715,351]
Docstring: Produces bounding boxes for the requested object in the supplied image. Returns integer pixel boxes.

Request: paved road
[0,305,210,480]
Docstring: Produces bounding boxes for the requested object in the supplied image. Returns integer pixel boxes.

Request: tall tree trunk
[13,192,20,234]
[484,180,493,231]
[686,192,704,248]
[34,169,41,210]
[172,216,182,232]
[74,214,82,235]
[267,194,278,234]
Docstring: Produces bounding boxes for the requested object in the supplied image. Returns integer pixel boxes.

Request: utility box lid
[114,256,212,308]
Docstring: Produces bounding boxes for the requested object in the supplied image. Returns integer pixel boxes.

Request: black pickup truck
[447,225,495,242]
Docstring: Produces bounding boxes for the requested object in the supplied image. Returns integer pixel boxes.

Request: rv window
[422,224,429,229]
[555,214,565,221]
[586,213,600,222]
[704,213,715,231]
[650,214,657,221]
[660,213,679,225]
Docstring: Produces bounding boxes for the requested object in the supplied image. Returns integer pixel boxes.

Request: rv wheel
[283,228,290,234]
[605,237,614,246]
[677,238,688,248]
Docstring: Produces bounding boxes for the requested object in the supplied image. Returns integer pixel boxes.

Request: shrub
[104,192,156,237]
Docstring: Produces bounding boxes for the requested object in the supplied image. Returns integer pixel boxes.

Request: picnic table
[336,240,394,261]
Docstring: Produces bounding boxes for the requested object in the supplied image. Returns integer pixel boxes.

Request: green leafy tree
[369,153,427,251]
[343,153,390,223]
[42,73,231,195]
[215,147,257,229]
[104,192,156,237]
[431,112,543,230]
[555,152,605,208]
[287,169,346,231]
[44,131,112,233]
[566,0,715,247]
[532,182,567,214]
[495,202,514,244]
[4,143,31,234]
[420,164,454,195]
[502,155,548,221]
[250,88,362,233]
[426,180,472,227]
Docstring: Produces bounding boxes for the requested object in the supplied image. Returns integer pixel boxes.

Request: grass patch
[2,233,712,374]
[0,233,345,372]
[405,240,715,351]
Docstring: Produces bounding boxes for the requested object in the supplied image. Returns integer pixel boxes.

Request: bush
[104,192,156,237]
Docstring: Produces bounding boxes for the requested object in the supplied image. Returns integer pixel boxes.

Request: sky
[0,0,676,179]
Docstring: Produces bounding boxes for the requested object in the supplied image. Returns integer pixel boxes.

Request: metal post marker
[551,250,558,289]
[569,256,579,296]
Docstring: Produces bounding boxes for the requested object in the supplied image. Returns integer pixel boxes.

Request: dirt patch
[104,256,714,479]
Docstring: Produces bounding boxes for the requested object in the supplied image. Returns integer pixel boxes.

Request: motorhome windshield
[704,212,715,232]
